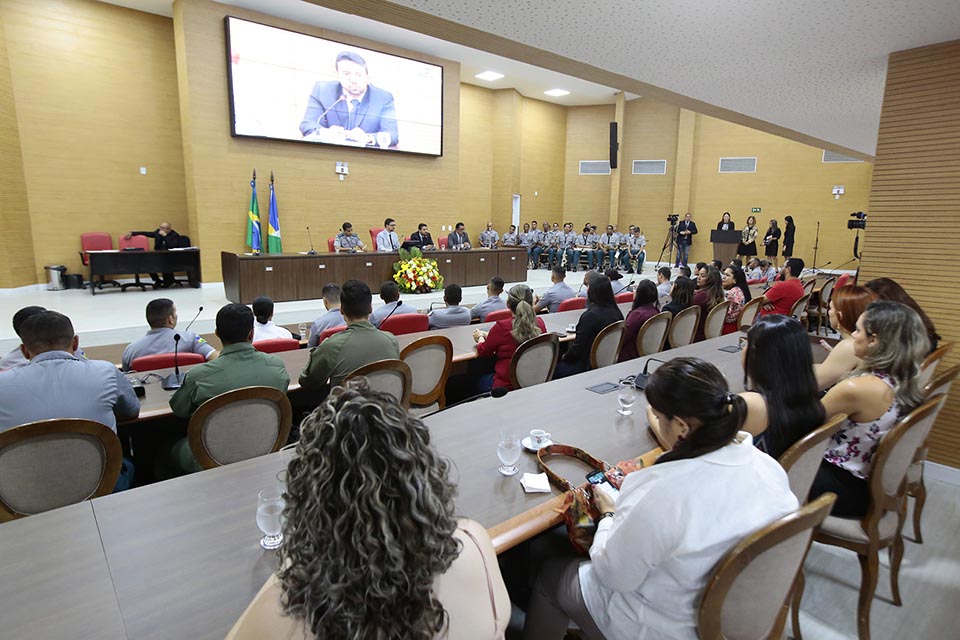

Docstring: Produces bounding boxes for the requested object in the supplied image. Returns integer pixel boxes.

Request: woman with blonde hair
[228,382,510,640]
[814,285,877,390]
[474,283,547,391]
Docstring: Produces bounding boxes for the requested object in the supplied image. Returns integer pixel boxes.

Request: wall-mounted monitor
[225,16,443,156]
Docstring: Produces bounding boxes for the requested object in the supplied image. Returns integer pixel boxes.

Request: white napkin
[521,472,551,493]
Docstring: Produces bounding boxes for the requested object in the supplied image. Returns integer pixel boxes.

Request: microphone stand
[811,221,821,274]
[306,226,317,255]
[420,387,507,418]
[161,306,203,390]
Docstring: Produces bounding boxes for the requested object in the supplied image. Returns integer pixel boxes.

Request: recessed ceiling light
[475,71,504,82]
[544,89,570,97]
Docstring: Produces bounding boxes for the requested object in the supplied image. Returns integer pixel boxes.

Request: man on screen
[299,51,399,148]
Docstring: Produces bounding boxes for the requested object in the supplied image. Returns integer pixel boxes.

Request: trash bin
[64,274,84,289]
[45,265,67,291]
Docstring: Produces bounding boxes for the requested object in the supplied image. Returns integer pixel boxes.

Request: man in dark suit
[412,222,435,250]
[125,222,185,287]
[299,51,399,148]
[447,222,472,250]
[674,212,698,268]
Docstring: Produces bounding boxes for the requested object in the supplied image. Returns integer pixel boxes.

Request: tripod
[654,223,677,269]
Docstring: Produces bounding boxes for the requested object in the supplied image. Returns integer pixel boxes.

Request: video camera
[847,211,867,230]
[666,214,679,224]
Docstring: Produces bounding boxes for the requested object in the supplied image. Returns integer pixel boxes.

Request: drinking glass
[497,432,522,476]
[617,380,637,416]
[298,322,308,341]
[256,485,285,550]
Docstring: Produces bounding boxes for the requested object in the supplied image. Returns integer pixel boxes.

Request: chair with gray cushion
[698,493,836,640]
[668,305,701,348]
[0,419,122,522]
[510,333,559,389]
[400,336,453,416]
[589,320,625,370]
[704,301,730,340]
[736,297,763,331]
[187,386,292,470]
[636,311,671,357]
[343,359,412,408]
[918,341,953,388]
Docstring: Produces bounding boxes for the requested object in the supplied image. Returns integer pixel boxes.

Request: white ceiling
[106,0,960,156]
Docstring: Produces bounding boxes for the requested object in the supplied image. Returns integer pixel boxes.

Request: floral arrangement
[393,247,444,293]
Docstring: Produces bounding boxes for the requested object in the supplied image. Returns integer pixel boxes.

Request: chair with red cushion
[615,292,634,303]
[316,325,348,345]
[327,238,336,252]
[369,227,384,247]
[381,313,429,335]
[253,338,300,354]
[79,232,120,290]
[834,273,852,290]
[130,352,205,372]
[438,236,448,250]
[557,297,587,312]
[117,234,151,292]
[484,308,513,323]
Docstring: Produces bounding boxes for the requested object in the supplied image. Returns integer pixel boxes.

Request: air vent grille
[632,160,667,175]
[579,160,611,175]
[719,157,757,173]
[822,150,864,163]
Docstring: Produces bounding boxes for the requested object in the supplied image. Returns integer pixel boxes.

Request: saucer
[522,436,553,452]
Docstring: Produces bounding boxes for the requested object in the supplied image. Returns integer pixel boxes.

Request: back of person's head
[12,306,46,338]
[711,260,723,271]
[785,258,804,277]
[700,265,724,306]
[604,268,622,281]
[145,298,175,329]
[864,277,940,346]
[251,296,274,325]
[506,284,540,344]
[646,357,748,464]
[731,258,743,268]
[831,285,877,334]
[489,276,504,295]
[657,266,671,281]
[379,281,400,303]
[551,266,566,281]
[279,381,459,639]
[216,303,254,345]
[745,316,825,456]
[695,262,707,274]
[670,276,695,308]
[759,260,769,269]
[632,280,659,310]
[340,280,373,319]
[19,311,74,354]
[679,266,692,279]
[586,274,616,308]
[785,215,794,225]
[321,283,341,306]
[859,301,929,410]
[443,284,462,305]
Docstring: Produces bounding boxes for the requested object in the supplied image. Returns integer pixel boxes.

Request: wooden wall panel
[489,89,521,229]
[860,39,960,469]
[519,97,566,225]
[458,84,494,230]
[0,9,36,288]
[563,105,614,224]
[3,0,186,282]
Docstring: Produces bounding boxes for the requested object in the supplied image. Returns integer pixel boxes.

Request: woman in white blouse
[523,357,798,640]
[251,296,294,342]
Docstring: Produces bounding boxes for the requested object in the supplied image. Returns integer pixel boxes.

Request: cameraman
[674,212,697,268]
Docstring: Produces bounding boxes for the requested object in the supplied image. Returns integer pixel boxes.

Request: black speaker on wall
[609,121,619,169]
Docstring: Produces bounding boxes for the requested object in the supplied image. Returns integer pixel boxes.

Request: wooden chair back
[704,300,730,340]
[509,333,559,389]
[669,305,701,347]
[919,341,954,388]
[698,493,836,640]
[924,362,959,400]
[802,278,817,296]
[736,297,762,331]
[788,293,811,324]
[778,413,847,504]
[636,311,671,357]
[187,387,292,470]
[343,359,412,408]
[589,320,626,370]
[0,419,122,521]
[400,336,453,410]
[809,276,836,335]
[557,297,587,312]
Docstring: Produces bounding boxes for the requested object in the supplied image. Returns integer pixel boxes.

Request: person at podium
[716,211,734,231]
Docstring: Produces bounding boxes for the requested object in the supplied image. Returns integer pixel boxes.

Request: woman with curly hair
[228,382,510,640]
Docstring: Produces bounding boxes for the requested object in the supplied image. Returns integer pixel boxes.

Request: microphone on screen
[419,387,507,418]
[306,226,317,255]
[313,96,345,131]
[633,357,667,391]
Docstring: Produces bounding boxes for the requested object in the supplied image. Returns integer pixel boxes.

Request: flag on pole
[267,172,282,253]
[246,170,261,253]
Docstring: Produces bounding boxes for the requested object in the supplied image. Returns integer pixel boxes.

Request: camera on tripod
[666,214,679,224]
[847,212,867,230]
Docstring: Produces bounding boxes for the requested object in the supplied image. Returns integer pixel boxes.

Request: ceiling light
[544,89,570,97]
[475,71,504,82]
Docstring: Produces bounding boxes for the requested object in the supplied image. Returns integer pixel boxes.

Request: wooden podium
[711,230,741,265]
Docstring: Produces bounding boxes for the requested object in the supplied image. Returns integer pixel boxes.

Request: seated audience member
[228,383,509,640]
[471,277,508,321]
[694,262,707,280]
[122,298,217,371]
[692,265,725,341]
[307,283,345,348]
[655,267,672,308]
[739,315,826,458]
[447,222,472,251]
[474,284,547,391]
[251,296,293,342]
[605,269,631,296]
[864,277,941,352]
[576,270,598,298]
[746,257,762,282]
[759,259,778,284]
[809,301,928,517]
[618,280,661,362]
[1,306,84,370]
[729,258,744,269]
[663,276,694,318]
[711,259,724,271]
[370,281,419,327]
[428,284,472,329]
[721,266,752,334]
[525,357,797,640]
[299,280,400,397]
[814,285,877,390]
[534,267,576,313]
[678,265,692,279]
[757,258,805,318]
[554,275,624,378]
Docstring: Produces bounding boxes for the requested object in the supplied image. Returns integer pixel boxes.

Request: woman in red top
[473,284,547,391]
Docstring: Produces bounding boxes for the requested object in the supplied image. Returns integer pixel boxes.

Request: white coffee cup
[531,429,551,446]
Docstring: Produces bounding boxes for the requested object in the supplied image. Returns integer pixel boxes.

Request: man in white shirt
[470,277,508,321]
[375,217,400,252]
[370,281,419,327]
[656,267,673,308]
[478,222,500,249]
[427,284,472,328]
[307,283,346,347]
[1,306,85,370]
[252,296,293,342]
[534,267,577,314]
[122,298,217,371]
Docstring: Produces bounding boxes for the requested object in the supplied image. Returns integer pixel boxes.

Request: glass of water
[617,380,637,416]
[256,485,285,550]
[297,322,308,341]
[497,432,522,476]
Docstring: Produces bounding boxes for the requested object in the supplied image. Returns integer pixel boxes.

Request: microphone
[162,306,203,391]
[420,387,507,418]
[632,357,667,390]
[306,226,317,255]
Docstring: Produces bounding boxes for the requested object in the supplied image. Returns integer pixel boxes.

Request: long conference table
[88,249,202,294]
[221,247,529,304]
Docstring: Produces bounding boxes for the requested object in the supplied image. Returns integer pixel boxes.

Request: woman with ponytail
[524,358,798,640]
[474,284,547,391]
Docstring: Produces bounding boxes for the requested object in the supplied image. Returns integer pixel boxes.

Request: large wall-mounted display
[225,16,443,156]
